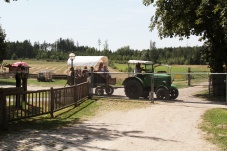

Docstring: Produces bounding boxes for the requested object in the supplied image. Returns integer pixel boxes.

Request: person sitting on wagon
[89,66,94,73]
[103,65,111,78]
[80,66,88,82]
[98,62,104,72]
[74,69,82,84]
[82,66,88,77]
[99,65,110,79]
[90,66,94,72]
[68,67,74,76]
[67,67,74,85]
[88,66,95,77]
[96,63,110,81]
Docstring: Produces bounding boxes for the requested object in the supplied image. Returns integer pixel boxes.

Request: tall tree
[0,25,7,63]
[5,0,17,2]
[150,40,158,63]
[143,0,226,73]
[103,40,109,50]
[98,38,102,55]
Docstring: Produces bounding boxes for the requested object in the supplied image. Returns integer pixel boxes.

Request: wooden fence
[0,82,89,130]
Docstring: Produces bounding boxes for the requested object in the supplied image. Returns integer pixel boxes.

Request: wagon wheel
[156,88,170,100]
[170,87,179,100]
[105,86,114,95]
[95,87,104,96]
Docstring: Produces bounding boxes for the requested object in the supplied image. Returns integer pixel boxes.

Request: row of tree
[2,37,206,66]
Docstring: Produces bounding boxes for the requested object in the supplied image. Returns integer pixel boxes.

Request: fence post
[149,73,154,103]
[208,74,211,97]
[0,89,8,130]
[50,87,54,118]
[188,67,191,86]
[15,72,21,108]
[89,72,94,98]
[22,73,28,103]
[86,81,89,98]
[74,85,77,107]
[226,74,227,104]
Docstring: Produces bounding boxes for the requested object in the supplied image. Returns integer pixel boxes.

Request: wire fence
[90,71,227,103]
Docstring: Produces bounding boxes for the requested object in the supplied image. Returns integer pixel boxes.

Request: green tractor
[122,60,178,100]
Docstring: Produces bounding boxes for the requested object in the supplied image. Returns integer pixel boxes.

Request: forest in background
[4,38,206,66]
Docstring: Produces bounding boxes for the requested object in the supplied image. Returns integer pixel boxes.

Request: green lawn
[114,63,128,72]
[114,63,210,73]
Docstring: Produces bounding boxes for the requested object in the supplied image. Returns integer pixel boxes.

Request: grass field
[1,60,211,88]
[2,60,69,75]
[2,60,210,74]
[114,63,210,73]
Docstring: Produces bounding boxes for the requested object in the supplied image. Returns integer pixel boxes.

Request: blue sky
[0,0,203,51]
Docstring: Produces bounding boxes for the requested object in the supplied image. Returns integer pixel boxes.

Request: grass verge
[200,108,227,151]
[196,90,227,150]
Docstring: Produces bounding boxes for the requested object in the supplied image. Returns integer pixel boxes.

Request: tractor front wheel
[170,87,179,99]
[156,88,170,100]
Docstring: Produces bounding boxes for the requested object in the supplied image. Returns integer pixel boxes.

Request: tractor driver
[134,63,143,74]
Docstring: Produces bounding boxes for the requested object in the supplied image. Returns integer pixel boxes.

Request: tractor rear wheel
[156,88,170,100]
[124,80,143,99]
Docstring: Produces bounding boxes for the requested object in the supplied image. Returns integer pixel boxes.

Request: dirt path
[0,85,226,151]
[81,85,225,151]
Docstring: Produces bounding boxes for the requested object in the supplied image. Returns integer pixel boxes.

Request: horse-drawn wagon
[66,56,116,96]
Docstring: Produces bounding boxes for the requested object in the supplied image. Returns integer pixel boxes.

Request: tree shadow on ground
[194,93,226,102]
[0,98,177,150]
[155,93,226,107]
[0,121,178,151]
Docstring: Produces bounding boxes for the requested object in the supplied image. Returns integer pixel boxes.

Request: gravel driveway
[0,84,226,151]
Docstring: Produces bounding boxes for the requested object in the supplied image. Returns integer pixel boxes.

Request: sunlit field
[1,60,211,88]
[2,60,69,75]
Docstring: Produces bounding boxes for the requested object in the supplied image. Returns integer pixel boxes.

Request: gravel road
[0,84,226,151]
